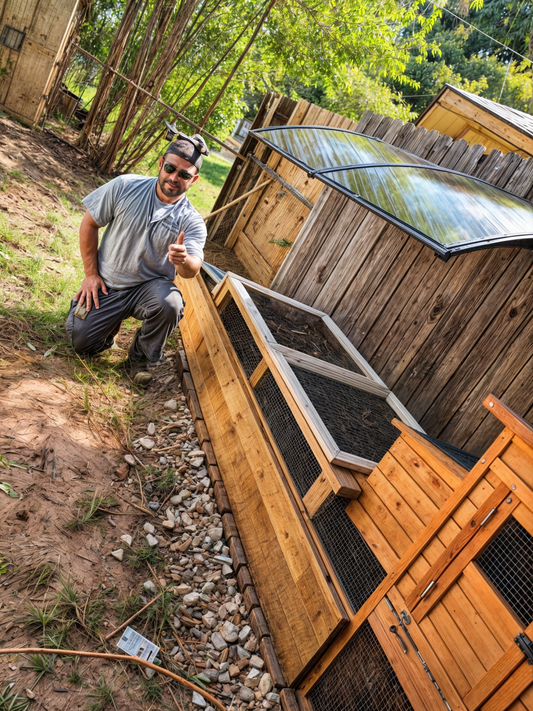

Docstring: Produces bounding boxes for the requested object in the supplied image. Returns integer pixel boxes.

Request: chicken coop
[177,93,533,711]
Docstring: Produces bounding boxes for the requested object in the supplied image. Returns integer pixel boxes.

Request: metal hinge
[515,633,533,664]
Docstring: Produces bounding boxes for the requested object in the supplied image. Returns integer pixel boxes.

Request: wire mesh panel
[209,159,264,244]
[219,298,263,378]
[253,370,322,497]
[476,516,533,626]
[292,366,399,461]
[313,494,386,613]
[247,287,363,373]
[308,620,415,711]
[200,270,218,293]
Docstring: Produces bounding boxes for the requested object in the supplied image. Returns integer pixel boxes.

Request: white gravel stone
[147,422,156,436]
[162,520,175,530]
[266,692,280,703]
[120,534,133,546]
[192,691,206,707]
[183,592,200,605]
[143,580,157,592]
[124,454,136,466]
[202,581,215,594]
[170,494,182,505]
[238,625,252,643]
[244,668,261,688]
[221,564,233,576]
[181,512,193,526]
[144,522,155,534]
[189,450,204,458]
[175,583,192,594]
[259,674,272,696]
[239,686,255,702]
[221,620,239,643]
[179,489,191,499]
[201,477,211,489]
[249,654,264,670]
[139,437,155,450]
[111,549,124,561]
[190,457,204,468]
[164,399,178,411]
[211,631,227,651]
[146,534,159,547]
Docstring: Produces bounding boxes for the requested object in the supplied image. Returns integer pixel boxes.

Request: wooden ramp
[178,270,533,710]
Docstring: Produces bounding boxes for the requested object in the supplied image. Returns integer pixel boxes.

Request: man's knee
[143,282,184,324]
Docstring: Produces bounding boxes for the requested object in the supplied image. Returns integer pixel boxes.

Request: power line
[426,0,532,65]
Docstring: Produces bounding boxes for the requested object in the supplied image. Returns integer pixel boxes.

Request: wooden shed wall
[416,87,533,158]
[272,111,533,457]
[208,96,358,284]
[0,0,79,124]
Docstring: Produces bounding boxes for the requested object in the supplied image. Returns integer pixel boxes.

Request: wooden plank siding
[0,0,80,124]
[272,110,533,456]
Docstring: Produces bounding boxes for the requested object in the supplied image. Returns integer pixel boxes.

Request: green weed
[86,674,116,711]
[0,684,31,711]
[67,490,118,530]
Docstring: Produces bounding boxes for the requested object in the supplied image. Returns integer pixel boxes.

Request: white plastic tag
[117,626,160,663]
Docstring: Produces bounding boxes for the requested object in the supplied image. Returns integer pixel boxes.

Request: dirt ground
[0,116,265,711]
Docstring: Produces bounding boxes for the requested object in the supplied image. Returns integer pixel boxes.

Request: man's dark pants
[66,278,184,362]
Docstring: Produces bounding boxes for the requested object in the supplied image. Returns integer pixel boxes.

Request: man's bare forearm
[79,215,100,277]
[176,255,202,279]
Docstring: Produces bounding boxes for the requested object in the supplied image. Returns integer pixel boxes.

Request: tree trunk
[78,0,143,151]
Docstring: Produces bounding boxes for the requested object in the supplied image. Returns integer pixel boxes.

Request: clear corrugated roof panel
[252,126,533,258]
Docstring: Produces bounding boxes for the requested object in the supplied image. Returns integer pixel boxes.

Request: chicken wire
[219,297,263,378]
[246,287,363,373]
[292,366,399,462]
[253,370,322,497]
[476,515,533,626]
[308,620,415,711]
[312,494,387,613]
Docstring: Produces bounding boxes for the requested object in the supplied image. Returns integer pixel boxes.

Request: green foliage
[0,685,31,711]
[86,674,116,711]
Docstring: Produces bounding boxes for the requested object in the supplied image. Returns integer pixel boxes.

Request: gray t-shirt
[83,174,207,289]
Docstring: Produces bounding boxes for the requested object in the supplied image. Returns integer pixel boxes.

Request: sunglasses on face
[162,163,195,180]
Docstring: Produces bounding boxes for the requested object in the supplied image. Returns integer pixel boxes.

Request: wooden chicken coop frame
[178,264,533,710]
[212,273,421,481]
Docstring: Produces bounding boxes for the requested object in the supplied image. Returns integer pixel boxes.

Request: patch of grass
[126,542,164,571]
[86,674,116,711]
[67,668,84,686]
[22,601,61,635]
[141,677,163,703]
[23,562,56,591]
[115,594,142,623]
[67,490,118,531]
[22,654,55,686]
[0,684,31,711]
[155,469,176,494]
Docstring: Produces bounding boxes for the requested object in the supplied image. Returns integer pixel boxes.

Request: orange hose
[0,648,226,711]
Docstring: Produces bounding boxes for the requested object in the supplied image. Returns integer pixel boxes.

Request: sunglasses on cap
[162,163,196,180]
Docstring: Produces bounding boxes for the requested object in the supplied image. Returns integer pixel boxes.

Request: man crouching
[66,133,208,372]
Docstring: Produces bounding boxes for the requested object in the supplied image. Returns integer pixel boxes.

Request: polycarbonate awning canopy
[250,126,533,259]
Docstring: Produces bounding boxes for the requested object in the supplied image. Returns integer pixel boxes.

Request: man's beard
[158,175,186,198]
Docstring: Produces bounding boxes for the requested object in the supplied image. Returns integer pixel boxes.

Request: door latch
[514,633,533,664]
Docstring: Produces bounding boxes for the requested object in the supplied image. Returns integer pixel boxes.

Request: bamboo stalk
[104,590,165,641]
[204,180,272,220]
[73,44,245,161]
[0,648,226,710]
